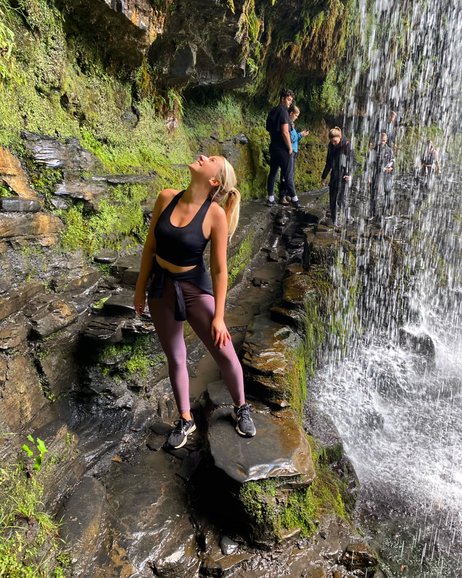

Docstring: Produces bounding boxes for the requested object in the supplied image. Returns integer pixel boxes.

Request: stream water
[310,0,462,575]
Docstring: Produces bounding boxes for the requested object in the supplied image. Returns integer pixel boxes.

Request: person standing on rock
[279,105,310,205]
[370,131,395,219]
[321,127,354,226]
[265,89,302,208]
[134,155,256,449]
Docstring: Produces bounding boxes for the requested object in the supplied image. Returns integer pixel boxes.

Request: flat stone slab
[208,407,315,483]
[0,198,42,212]
[101,449,200,578]
[0,212,63,239]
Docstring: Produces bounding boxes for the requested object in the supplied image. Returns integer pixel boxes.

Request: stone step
[208,403,315,484]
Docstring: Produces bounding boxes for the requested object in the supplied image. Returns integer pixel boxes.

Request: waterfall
[311,0,462,575]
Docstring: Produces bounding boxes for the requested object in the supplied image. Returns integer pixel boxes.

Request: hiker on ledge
[265,88,302,208]
[134,155,256,449]
[321,127,354,226]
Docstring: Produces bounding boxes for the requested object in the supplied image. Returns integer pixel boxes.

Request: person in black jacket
[321,127,354,225]
[370,131,395,218]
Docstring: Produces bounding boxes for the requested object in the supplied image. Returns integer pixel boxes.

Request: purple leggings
[148,278,245,414]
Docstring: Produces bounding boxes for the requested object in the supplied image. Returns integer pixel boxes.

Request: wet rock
[0,146,37,199]
[0,212,63,240]
[24,295,79,339]
[54,177,107,206]
[0,281,43,322]
[101,289,136,316]
[111,252,141,286]
[207,379,234,406]
[282,272,318,309]
[0,347,49,431]
[22,132,101,172]
[0,313,29,350]
[241,313,304,406]
[60,475,107,578]
[93,249,119,264]
[303,225,340,268]
[208,407,315,483]
[36,313,90,395]
[102,449,200,578]
[201,551,253,576]
[220,536,239,556]
[339,542,379,573]
[51,265,100,296]
[399,328,436,361]
[82,315,124,342]
[270,304,306,330]
[0,198,42,212]
[57,0,161,70]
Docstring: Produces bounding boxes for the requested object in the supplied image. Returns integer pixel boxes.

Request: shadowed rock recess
[0,144,382,578]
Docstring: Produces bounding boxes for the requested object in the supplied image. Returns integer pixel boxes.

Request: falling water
[310,0,462,575]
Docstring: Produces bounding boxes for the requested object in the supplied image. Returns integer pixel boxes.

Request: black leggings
[267,144,296,199]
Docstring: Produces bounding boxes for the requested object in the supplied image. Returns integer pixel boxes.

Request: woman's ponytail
[211,157,241,239]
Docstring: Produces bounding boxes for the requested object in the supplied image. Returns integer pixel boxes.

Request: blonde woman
[321,127,354,225]
[134,155,256,448]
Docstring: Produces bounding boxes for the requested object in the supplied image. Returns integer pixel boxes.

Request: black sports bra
[154,190,212,267]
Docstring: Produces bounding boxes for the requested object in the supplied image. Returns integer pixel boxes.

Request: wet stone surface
[208,406,315,483]
[101,448,200,578]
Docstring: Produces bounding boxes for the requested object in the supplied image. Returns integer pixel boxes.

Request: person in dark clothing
[265,89,302,208]
[321,127,354,225]
[279,105,309,205]
[370,131,395,218]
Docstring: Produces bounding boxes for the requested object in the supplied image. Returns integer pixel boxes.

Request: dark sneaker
[167,417,196,449]
[234,404,256,437]
[291,199,302,209]
[278,196,289,206]
[266,198,275,207]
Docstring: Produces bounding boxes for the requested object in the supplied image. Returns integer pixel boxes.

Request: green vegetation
[58,183,149,255]
[239,438,349,542]
[97,335,162,381]
[21,435,48,472]
[0,442,70,577]
[228,232,255,286]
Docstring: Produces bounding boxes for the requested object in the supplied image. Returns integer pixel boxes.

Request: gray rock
[339,542,379,572]
[93,249,119,264]
[101,449,200,578]
[101,289,136,316]
[220,535,239,556]
[0,313,29,350]
[207,379,234,406]
[24,295,79,339]
[60,476,107,577]
[208,407,315,483]
[0,198,42,212]
[22,132,101,172]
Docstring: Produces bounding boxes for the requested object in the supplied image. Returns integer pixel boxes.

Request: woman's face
[289,112,299,122]
[330,135,341,146]
[189,155,224,182]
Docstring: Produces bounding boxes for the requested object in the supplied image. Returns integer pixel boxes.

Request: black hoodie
[321,136,354,182]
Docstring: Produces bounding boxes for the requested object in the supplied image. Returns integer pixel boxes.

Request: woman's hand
[211,317,231,349]
[133,286,147,315]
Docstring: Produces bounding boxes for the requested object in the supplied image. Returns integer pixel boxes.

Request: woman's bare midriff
[155,254,196,274]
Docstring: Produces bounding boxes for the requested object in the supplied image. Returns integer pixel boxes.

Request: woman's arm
[133,189,176,314]
[209,204,231,348]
